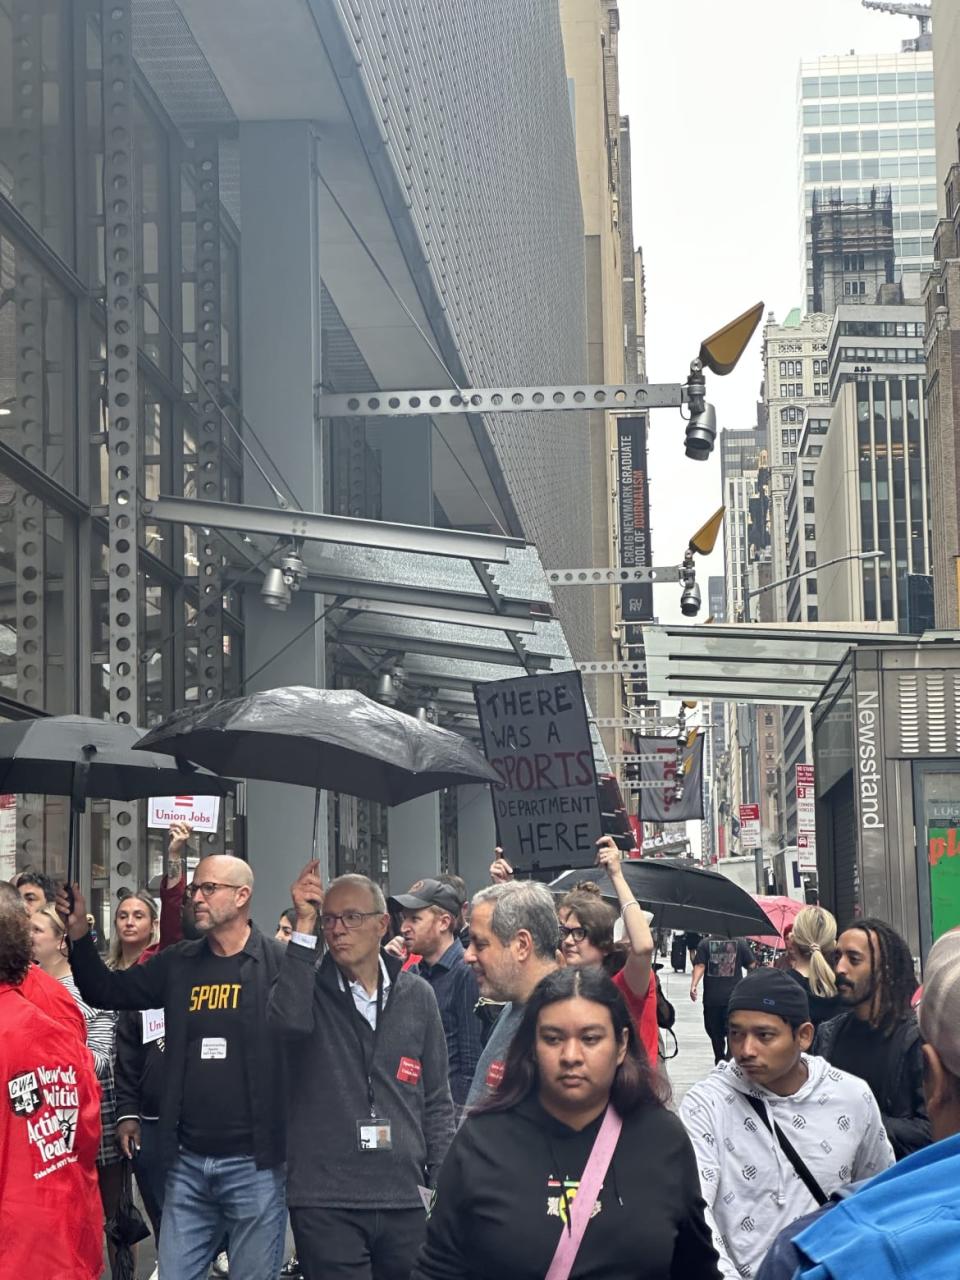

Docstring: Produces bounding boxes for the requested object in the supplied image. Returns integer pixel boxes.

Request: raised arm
[596,836,653,997]
[266,859,323,1038]
[57,883,169,1011]
[157,822,190,951]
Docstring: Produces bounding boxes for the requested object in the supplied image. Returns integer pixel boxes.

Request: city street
[659,963,718,1104]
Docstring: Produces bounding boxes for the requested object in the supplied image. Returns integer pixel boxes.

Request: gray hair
[327,873,387,914]
[472,880,559,959]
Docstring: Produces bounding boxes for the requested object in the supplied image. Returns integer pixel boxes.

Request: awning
[641,622,904,706]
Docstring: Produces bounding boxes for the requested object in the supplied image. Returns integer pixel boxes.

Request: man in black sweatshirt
[268,862,454,1280]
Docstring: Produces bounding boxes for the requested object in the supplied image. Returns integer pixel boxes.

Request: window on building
[805,551,817,567]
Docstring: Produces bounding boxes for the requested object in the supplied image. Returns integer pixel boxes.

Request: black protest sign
[474,670,602,870]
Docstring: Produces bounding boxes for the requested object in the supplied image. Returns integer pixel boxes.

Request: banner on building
[635,735,704,823]
[617,415,653,627]
[796,763,817,872]
[149,795,221,833]
[474,670,602,870]
[739,803,761,849]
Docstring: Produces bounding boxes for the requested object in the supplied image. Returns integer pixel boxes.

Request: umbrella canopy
[134,686,499,806]
[0,716,229,801]
[549,858,776,938]
[748,894,805,948]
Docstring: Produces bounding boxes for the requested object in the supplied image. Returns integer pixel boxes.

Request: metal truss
[576,661,646,676]
[607,754,677,765]
[547,565,679,586]
[141,495,523,563]
[316,382,687,419]
[103,0,141,900]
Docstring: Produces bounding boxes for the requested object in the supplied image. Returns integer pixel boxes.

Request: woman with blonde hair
[785,905,842,1026]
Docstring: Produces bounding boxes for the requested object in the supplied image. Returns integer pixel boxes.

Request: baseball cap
[389,878,462,918]
[727,968,811,1024]
[918,929,960,1078]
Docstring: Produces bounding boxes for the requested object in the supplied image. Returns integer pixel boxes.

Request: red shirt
[613,968,660,1067]
[0,983,103,1279]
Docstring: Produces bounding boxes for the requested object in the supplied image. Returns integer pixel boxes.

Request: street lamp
[740,550,886,622]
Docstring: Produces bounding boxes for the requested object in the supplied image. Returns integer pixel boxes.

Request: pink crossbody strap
[544,1105,623,1280]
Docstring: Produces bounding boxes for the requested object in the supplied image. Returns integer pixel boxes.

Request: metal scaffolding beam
[547,565,680,586]
[317,382,688,418]
[141,495,523,562]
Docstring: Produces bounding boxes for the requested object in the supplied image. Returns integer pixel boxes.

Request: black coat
[813,1010,930,1159]
[69,924,287,1171]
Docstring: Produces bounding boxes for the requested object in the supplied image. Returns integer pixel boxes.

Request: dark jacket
[411,1095,720,1280]
[114,1009,164,1124]
[68,924,286,1171]
[813,1011,930,1159]
[267,941,454,1210]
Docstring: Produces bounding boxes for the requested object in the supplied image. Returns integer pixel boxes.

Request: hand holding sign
[489,849,514,884]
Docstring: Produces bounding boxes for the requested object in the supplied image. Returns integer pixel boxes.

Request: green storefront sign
[926,827,960,940]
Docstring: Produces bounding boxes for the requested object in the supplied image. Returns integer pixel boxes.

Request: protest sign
[148,794,221,833]
[474,670,602,870]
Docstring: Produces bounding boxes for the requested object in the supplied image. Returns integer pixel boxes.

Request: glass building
[0,0,605,935]
[798,51,936,311]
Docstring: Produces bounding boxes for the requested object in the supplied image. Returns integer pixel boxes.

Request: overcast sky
[617,0,919,620]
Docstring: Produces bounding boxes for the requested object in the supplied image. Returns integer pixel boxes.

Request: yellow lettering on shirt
[187,982,241,1012]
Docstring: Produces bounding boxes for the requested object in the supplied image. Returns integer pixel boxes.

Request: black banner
[617,415,653,625]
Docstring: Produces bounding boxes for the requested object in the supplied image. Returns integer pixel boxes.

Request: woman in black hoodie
[411,967,719,1280]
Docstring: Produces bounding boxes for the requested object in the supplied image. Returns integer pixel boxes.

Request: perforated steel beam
[547,565,680,586]
[317,382,688,417]
[191,134,225,709]
[576,661,646,675]
[103,0,140,902]
[141,495,523,562]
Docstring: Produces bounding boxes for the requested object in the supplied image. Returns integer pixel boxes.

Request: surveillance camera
[680,579,701,617]
[684,402,717,461]
[261,567,292,612]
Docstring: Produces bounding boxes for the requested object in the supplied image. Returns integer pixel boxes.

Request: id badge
[357,1118,393,1151]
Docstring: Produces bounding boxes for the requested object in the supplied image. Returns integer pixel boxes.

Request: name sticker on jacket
[396,1056,422,1085]
[485,1060,505,1089]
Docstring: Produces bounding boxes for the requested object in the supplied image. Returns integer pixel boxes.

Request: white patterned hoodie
[679,1054,895,1279]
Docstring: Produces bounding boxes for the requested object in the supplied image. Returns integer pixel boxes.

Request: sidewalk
[658,964,718,1104]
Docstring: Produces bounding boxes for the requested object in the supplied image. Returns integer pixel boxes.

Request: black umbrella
[549,858,776,938]
[134,686,500,852]
[0,716,229,884]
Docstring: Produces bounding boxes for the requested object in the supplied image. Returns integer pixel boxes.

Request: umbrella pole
[312,788,322,862]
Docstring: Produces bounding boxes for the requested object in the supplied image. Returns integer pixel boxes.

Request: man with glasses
[268,863,454,1280]
[57,855,288,1280]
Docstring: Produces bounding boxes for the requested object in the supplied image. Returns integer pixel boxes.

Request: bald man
[58,857,289,1280]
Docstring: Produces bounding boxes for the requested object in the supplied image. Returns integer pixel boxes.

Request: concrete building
[0,0,603,931]
[762,310,832,619]
[798,50,937,312]
[924,0,960,626]
[810,187,895,314]
[559,0,644,749]
[816,303,930,624]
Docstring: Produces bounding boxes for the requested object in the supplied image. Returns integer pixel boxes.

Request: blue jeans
[158,1148,286,1280]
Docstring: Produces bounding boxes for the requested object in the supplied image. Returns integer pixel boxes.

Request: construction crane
[861,1,932,50]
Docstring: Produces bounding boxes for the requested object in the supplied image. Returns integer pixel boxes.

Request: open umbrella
[134,686,500,853]
[748,894,804,948]
[0,716,230,884]
[549,859,776,938]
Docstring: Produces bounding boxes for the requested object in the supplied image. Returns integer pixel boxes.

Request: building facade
[0,0,603,933]
[762,310,832,619]
[924,0,960,626]
[816,303,930,624]
[798,50,936,312]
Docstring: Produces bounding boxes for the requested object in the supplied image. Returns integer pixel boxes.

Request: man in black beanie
[680,969,894,1280]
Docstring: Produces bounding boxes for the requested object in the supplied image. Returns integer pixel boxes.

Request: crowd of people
[1,830,958,1280]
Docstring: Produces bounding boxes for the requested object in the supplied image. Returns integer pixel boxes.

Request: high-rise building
[784,413,831,624]
[762,310,832,618]
[816,301,931,623]
[798,50,936,312]
[924,0,960,626]
[810,187,895,314]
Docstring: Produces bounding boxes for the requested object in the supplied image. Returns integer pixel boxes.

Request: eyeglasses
[185,881,241,901]
[559,925,587,943]
[320,910,383,932]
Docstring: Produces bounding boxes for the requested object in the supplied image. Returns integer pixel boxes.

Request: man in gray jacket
[268,862,454,1280]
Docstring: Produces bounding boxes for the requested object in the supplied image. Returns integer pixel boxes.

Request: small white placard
[200,1037,227,1060]
[142,1009,165,1044]
[148,795,221,833]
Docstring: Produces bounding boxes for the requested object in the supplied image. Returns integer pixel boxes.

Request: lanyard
[340,963,385,1117]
